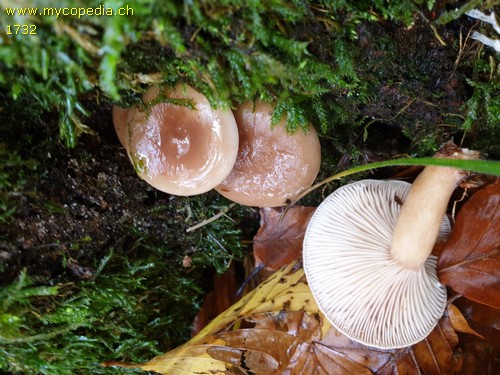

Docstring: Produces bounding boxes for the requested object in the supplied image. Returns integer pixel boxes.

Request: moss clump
[0,258,189,374]
[461,58,500,157]
[1,0,439,146]
[1,1,500,374]
[0,194,249,374]
[2,0,497,153]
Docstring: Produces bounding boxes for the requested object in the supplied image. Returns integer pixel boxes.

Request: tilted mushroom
[113,84,239,196]
[215,102,321,207]
[303,143,479,349]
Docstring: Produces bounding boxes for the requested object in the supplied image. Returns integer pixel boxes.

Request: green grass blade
[293,157,500,204]
[338,157,500,177]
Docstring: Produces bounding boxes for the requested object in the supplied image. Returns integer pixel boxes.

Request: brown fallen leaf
[114,262,465,374]
[438,179,500,308]
[208,311,372,374]
[459,339,500,375]
[320,313,462,375]
[191,262,242,336]
[454,296,500,349]
[409,317,462,375]
[447,304,484,339]
[253,206,315,271]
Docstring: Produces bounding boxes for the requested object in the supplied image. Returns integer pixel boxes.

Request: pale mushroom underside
[303,179,449,349]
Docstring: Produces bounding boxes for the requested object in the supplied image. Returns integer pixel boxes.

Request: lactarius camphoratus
[113,84,239,196]
[303,142,480,349]
[215,101,321,207]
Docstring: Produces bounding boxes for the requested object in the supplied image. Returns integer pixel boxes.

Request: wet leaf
[452,299,500,375]
[253,206,315,270]
[460,340,500,375]
[193,263,318,339]
[191,263,242,336]
[208,311,372,374]
[320,314,462,375]
[408,317,462,375]
[454,297,500,348]
[126,263,463,374]
[447,304,484,339]
[438,179,500,308]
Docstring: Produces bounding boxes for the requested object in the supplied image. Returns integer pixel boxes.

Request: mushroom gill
[303,142,480,349]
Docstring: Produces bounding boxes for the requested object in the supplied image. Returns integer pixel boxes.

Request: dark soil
[1,100,147,284]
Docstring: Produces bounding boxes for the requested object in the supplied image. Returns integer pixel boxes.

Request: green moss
[1,0,439,147]
[4,0,496,155]
[462,57,500,150]
[0,173,249,373]
[0,262,159,374]
[2,1,500,374]
[0,230,225,373]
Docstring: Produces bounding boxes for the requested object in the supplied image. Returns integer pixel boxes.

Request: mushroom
[215,102,321,207]
[466,9,500,53]
[112,84,239,196]
[303,143,479,349]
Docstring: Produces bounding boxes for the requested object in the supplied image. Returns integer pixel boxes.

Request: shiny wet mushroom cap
[303,179,450,349]
[215,102,321,207]
[113,84,239,196]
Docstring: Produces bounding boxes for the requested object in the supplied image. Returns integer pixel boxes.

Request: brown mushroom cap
[215,102,321,207]
[113,85,239,196]
[303,179,449,349]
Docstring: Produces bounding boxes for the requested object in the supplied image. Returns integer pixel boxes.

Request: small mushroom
[303,143,479,349]
[215,102,321,207]
[113,84,239,196]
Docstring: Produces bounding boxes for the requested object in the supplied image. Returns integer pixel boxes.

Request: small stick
[186,203,236,232]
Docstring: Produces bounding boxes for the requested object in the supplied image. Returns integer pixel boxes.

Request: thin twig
[185,203,236,232]
[430,23,447,46]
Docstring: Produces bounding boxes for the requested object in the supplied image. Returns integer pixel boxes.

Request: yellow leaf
[137,262,325,374]
[108,261,462,374]
[140,344,228,374]
[191,262,320,343]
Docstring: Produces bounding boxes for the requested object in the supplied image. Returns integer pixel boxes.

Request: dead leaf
[191,262,242,336]
[447,304,484,339]
[212,311,371,374]
[459,339,500,375]
[438,179,500,308]
[451,299,500,375]
[454,297,500,349]
[409,317,462,374]
[124,262,463,374]
[253,206,315,271]
[320,313,462,375]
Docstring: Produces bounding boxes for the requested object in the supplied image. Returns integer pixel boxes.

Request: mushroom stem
[390,143,480,269]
